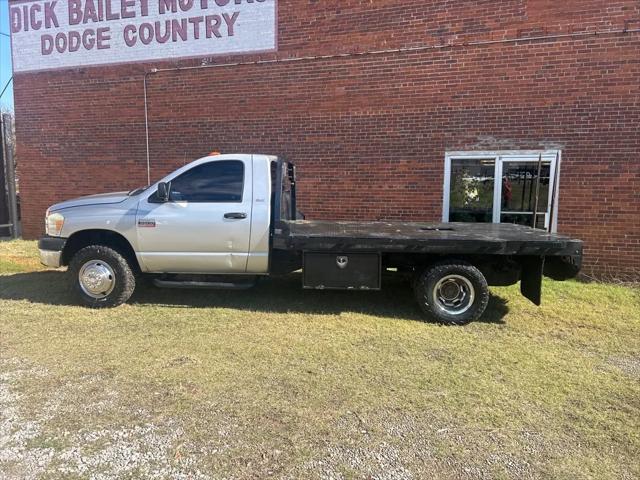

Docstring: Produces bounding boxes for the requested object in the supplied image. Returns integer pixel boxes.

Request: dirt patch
[294,410,545,480]
[0,358,53,479]
[608,356,640,379]
[0,357,212,479]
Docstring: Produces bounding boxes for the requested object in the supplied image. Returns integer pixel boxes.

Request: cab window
[151,160,244,203]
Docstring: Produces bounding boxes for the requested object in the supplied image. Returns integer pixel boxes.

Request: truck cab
[41,154,277,273]
[133,154,274,274]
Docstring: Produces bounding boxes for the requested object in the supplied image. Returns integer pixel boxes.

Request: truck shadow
[0,271,509,324]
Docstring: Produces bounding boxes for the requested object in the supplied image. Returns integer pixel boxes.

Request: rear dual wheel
[414,261,489,325]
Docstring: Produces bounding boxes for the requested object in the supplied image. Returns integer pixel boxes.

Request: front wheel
[69,245,136,308]
[414,261,489,325]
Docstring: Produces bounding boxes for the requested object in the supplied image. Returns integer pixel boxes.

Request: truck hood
[49,191,130,212]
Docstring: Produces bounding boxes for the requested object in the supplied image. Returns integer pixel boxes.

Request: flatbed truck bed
[272,218,582,316]
[277,220,581,257]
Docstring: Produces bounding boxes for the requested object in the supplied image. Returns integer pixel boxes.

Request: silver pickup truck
[39,153,583,325]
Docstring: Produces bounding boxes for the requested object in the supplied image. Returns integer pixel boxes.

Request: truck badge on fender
[138,219,156,228]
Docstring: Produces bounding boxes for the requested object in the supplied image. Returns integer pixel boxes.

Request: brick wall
[13,0,640,278]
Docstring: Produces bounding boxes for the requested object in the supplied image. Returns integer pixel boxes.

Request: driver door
[135,157,253,273]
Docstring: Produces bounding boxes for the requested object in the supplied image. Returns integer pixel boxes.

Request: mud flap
[520,256,544,306]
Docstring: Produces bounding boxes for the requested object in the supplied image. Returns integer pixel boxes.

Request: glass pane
[501,162,551,214]
[449,159,495,223]
[170,161,244,203]
[500,213,547,229]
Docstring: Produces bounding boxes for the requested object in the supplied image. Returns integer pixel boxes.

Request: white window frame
[442,150,561,232]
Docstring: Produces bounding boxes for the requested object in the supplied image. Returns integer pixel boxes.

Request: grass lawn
[1,240,639,479]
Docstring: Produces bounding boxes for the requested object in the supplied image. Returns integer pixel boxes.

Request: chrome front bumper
[38,236,67,268]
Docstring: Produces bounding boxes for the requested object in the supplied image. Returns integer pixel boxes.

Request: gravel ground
[1,352,638,479]
[0,356,535,480]
[0,357,212,480]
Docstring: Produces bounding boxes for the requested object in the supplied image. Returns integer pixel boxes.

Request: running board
[153,279,256,290]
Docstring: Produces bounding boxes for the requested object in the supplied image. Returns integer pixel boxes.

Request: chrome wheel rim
[433,275,475,315]
[78,260,116,299]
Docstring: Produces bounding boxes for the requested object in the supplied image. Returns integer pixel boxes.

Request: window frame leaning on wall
[442,150,561,232]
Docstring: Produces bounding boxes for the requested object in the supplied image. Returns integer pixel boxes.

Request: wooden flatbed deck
[277,221,583,257]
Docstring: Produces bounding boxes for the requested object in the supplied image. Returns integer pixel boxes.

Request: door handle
[224,212,248,219]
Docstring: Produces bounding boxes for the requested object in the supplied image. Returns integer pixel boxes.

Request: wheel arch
[385,253,520,287]
[61,229,141,273]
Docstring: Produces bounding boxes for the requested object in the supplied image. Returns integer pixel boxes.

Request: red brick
[12,0,640,279]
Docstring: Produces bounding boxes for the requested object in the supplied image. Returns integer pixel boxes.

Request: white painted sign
[9,0,277,73]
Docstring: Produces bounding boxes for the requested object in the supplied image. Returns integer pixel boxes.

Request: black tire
[69,245,136,308]
[414,261,489,325]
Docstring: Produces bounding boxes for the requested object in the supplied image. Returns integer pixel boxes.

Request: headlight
[45,211,65,237]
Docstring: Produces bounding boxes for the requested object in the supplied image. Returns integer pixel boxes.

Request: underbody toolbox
[303,252,381,290]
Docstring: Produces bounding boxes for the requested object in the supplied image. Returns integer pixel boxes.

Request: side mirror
[157,182,171,202]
